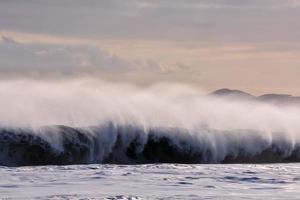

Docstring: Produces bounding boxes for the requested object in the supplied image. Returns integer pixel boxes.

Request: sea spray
[0,79,300,166]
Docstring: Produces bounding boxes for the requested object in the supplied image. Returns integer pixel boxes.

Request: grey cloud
[0,0,299,44]
[143,0,298,8]
[0,36,134,76]
[0,36,185,77]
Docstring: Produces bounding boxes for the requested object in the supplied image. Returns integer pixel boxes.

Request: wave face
[1,79,300,166]
[1,124,300,166]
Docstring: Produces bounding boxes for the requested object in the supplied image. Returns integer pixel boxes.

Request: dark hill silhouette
[212,89,255,100]
[211,88,300,106]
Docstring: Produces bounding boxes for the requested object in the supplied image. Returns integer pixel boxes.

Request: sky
[1,0,300,95]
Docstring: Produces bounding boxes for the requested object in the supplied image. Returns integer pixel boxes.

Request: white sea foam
[0,78,300,165]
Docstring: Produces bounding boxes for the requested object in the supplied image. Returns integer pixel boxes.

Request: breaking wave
[0,79,300,166]
[1,124,300,166]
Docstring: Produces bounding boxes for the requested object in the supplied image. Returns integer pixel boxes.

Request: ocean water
[0,163,299,200]
[1,81,300,199]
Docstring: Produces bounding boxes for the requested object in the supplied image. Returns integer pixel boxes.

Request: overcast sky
[1,0,300,94]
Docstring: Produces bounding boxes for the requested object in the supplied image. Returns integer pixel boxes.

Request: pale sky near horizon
[1,0,300,95]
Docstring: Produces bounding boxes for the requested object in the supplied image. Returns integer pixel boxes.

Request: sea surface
[0,164,299,200]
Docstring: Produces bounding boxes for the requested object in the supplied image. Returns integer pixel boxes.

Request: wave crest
[1,124,300,166]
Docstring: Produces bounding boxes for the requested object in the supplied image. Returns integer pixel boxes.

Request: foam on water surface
[0,164,299,199]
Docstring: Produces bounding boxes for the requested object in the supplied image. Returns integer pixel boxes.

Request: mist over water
[1,78,300,166]
[0,78,298,130]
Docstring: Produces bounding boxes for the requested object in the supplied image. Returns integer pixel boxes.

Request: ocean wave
[1,124,300,166]
[0,80,300,166]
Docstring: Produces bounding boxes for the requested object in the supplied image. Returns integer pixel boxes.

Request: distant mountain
[211,88,300,106]
[211,89,255,100]
[258,94,300,105]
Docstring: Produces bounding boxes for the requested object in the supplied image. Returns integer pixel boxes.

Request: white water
[0,79,299,134]
[0,79,300,165]
[0,164,299,199]
[1,79,300,165]
[0,79,300,199]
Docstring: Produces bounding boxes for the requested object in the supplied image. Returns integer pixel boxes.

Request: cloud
[0,35,191,78]
[1,0,300,94]
[0,0,299,44]
[0,36,134,76]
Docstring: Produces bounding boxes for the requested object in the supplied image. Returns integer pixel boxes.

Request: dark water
[1,125,300,166]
